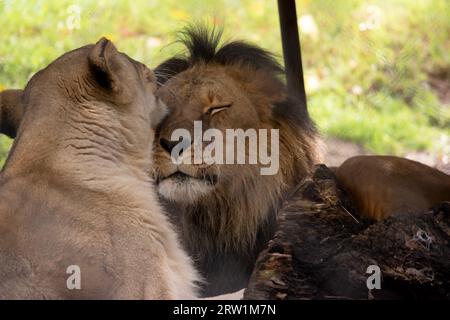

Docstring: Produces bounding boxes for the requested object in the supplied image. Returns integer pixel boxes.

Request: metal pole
[277,0,307,110]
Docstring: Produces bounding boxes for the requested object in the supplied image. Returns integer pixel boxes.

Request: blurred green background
[0,0,449,166]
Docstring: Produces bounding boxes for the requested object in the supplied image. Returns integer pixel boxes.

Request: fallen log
[244,165,450,300]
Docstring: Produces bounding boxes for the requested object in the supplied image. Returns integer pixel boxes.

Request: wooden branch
[244,165,450,300]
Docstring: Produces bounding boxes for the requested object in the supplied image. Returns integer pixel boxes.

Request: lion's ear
[0,89,24,138]
[88,38,126,95]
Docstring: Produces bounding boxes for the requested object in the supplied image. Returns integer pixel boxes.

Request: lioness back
[0,175,116,298]
[335,155,450,220]
[0,173,194,299]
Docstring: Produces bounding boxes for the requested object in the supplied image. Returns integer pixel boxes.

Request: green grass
[1,0,449,166]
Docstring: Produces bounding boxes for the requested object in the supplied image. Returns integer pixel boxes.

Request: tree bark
[244,165,450,300]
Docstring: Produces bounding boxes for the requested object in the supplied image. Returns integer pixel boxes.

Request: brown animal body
[0,39,199,299]
[153,26,321,296]
[335,155,450,220]
[0,89,23,138]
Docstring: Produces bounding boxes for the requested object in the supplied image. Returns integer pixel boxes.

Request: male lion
[153,26,321,296]
[0,38,199,299]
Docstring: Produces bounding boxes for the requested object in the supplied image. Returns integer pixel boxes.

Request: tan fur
[335,155,450,220]
[0,39,200,299]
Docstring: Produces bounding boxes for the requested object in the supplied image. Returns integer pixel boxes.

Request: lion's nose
[159,138,180,154]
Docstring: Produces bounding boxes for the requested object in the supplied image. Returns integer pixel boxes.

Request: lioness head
[153,26,321,295]
[1,38,166,174]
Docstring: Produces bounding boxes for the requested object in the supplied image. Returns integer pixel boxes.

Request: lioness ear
[0,89,24,138]
[88,37,123,92]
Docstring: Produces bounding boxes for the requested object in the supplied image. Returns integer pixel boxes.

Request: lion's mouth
[166,171,190,182]
[160,171,218,186]
[157,169,218,203]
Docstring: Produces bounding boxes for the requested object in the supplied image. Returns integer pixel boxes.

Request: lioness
[0,38,199,299]
[334,155,450,220]
[153,26,321,296]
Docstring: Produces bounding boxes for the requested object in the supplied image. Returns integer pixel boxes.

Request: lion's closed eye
[202,91,232,117]
[206,102,232,116]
